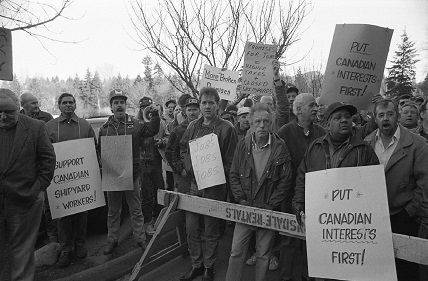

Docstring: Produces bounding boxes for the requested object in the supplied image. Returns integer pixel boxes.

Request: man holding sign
[45,93,97,267]
[225,103,292,281]
[98,90,160,255]
[179,87,237,281]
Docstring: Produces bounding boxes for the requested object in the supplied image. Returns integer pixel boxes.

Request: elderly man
[365,99,428,281]
[45,93,97,267]
[235,107,251,142]
[277,93,326,281]
[399,101,419,129]
[179,87,238,281]
[314,97,328,128]
[20,92,53,122]
[0,88,56,281]
[225,103,292,281]
[98,90,160,255]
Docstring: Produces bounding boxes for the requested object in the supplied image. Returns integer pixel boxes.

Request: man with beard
[179,87,237,281]
[98,90,160,255]
[165,97,200,193]
[46,93,97,267]
[365,99,428,281]
[277,93,326,281]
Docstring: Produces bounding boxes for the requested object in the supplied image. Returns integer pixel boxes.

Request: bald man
[20,92,53,123]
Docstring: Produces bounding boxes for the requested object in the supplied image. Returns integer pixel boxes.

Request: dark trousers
[140,165,164,223]
[44,190,58,238]
[58,211,88,252]
[165,171,174,191]
[0,192,44,281]
[390,209,420,281]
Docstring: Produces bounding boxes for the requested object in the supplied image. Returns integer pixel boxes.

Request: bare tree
[128,0,311,96]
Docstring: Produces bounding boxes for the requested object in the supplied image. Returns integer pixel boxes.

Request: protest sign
[189,133,225,190]
[0,28,13,81]
[241,41,276,96]
[199,65,239,101]
[305,165,396,281]
[158,148,173,172]
[101,135,134,191]
[47,138,105,219]
[319,24,393,110]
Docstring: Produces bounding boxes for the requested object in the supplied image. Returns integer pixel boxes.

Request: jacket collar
[58,113,79,123]
[102,114,133,128]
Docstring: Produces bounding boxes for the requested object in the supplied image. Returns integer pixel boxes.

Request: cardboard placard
[47,138,105,219]
[0,28,13,81]
[199,65,239,101]
[101,135,134,191]
[305,165,396,281]
[189,133,226,190]
[241,41,276,96]
[319,24,393,110]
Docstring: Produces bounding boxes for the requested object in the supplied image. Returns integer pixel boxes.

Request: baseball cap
[139,96,153,108]
[237,107,250,116]
[286,85,299,94]
[325,102,358,120]
[109,89,127,102]
[185,98,199,107]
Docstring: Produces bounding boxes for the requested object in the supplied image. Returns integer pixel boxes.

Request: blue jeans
[58,211,88,252]
[225,223,275,281]
[0,191,44,281]
[107,178,145,243]
[140,164,164,223]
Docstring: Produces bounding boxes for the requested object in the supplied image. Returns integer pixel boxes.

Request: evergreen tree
[142,55,153,89]
[294,67,308,93]
[92,71,103,113]
[385,30,420,99]
[9,74,22,95]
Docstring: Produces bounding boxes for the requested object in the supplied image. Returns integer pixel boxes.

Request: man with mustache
[365,99,428,281]
[277,93,326,281]
[179,87,238,281]
[98,90,160,255]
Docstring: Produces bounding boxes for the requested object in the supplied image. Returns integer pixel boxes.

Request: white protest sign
[0,28,13,81]
[101,135,134,191]
[158,148,173,172]
[241,41,276,96]
[305,165,396,281]
[320,24,393,110]
[47,138,105,219]
[200,65,239,101]
[189,133,226,190]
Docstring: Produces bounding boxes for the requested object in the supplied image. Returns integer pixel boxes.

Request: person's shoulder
[217,117,234,128]
[19,113,45,129]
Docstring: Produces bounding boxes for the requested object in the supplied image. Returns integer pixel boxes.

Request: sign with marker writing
[319,24,393,110]
[241,41,276,96]
[47,138,105,219]
[0,27,13,81]
[101,135,133,191]
[305,165,396,281]
[199,65,239,101]
[189,133,225,190]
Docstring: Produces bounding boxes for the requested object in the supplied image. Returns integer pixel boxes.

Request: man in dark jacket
[20,92,53,123]
[277,93,326,281]
[98,90,160,255]
[293,102,379,224]
[0,88,56,281]
[165,97,200,193]
[179,87,238,281]
[225,103,292,281]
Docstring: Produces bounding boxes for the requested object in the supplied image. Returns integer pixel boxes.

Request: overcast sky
[11,0,428,82]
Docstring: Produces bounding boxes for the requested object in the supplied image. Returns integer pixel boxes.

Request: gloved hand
[293,202,305,226]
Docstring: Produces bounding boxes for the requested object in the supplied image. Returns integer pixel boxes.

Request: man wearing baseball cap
[293,101,379,223]
[98,89,160,255]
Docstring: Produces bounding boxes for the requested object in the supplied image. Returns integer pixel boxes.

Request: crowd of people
[0,60,427,281]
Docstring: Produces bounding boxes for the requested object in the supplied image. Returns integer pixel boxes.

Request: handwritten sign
[199,65,239,101]
[0,27,13,81]
[305,165,396,281]
[319,24,393,110]
[101,135,133,191]
[241,41,276,96]
[189,133,225,190]
[47,138,105,219]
